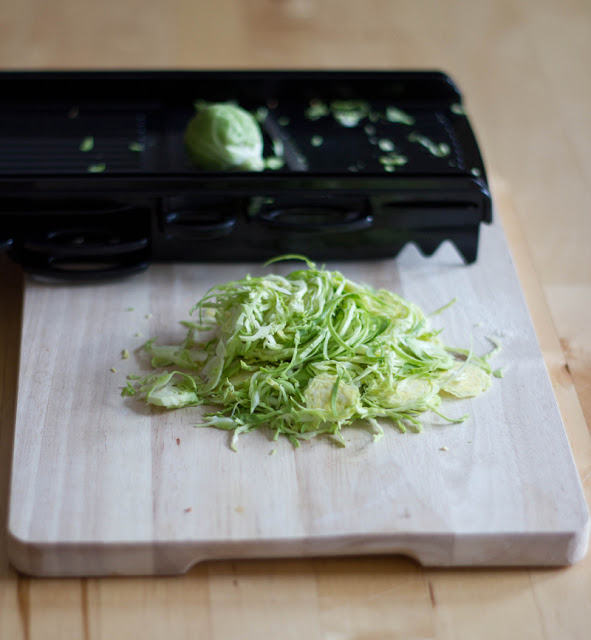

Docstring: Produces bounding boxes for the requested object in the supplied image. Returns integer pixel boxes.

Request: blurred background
[1,0,589,287]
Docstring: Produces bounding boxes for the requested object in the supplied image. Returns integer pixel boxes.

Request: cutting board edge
[7,523,589,577]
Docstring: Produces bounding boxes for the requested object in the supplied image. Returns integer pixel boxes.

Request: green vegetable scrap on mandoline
[122,256,499,450]
[184,102,265,171]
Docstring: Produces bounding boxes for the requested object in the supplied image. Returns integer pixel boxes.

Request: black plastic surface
[0,70,492,279]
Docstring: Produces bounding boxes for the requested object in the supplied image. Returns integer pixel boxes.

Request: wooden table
[1,1,590,637]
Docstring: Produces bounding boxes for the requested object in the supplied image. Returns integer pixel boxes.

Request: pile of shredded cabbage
[122,256,497,449]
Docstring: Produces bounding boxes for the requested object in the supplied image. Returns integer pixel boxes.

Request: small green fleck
[451,102,466,115]
[330,100,369,128]
[272,138,284,158]
[385,106,415,125]
[264,157,285,170]
[305,100,330,120]
[88,163,106,173]
[145,313,152,319]
[471,167,482,177]
[493,368,504,379]
[334,112,361,128]
[255,106,269,122]
[128,142,145,152]
[79,136,95,152]
[333,111,363,128]
[110,367,117,373]
[311,135,323,147]
[269,448,277,456]
[126,307,135,312]
[134,332,143,338]
[378,139,395,152]
[408,132,450,158]
[121,349,130,360]
[379,153,408,167]
[127,374,141,380]
[121,381,136,397]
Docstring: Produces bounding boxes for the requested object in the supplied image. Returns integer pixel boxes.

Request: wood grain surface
[8,210,588,576]
[1,0,590,638]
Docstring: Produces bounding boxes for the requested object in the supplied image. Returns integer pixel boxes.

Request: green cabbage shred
[122,256,497,449]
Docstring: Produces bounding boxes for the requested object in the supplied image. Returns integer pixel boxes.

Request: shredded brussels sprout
[122,256,497,449]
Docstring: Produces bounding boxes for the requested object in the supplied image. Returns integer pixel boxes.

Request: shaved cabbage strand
[122,256,496,449]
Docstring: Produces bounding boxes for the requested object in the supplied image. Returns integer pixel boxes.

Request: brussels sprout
[184,103,264,171]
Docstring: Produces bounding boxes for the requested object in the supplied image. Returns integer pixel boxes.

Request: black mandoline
[0,70,492,280]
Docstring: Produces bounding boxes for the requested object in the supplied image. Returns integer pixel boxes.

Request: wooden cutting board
[7,214,589,576]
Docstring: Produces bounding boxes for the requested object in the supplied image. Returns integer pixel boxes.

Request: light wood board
[7,216,589,576]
